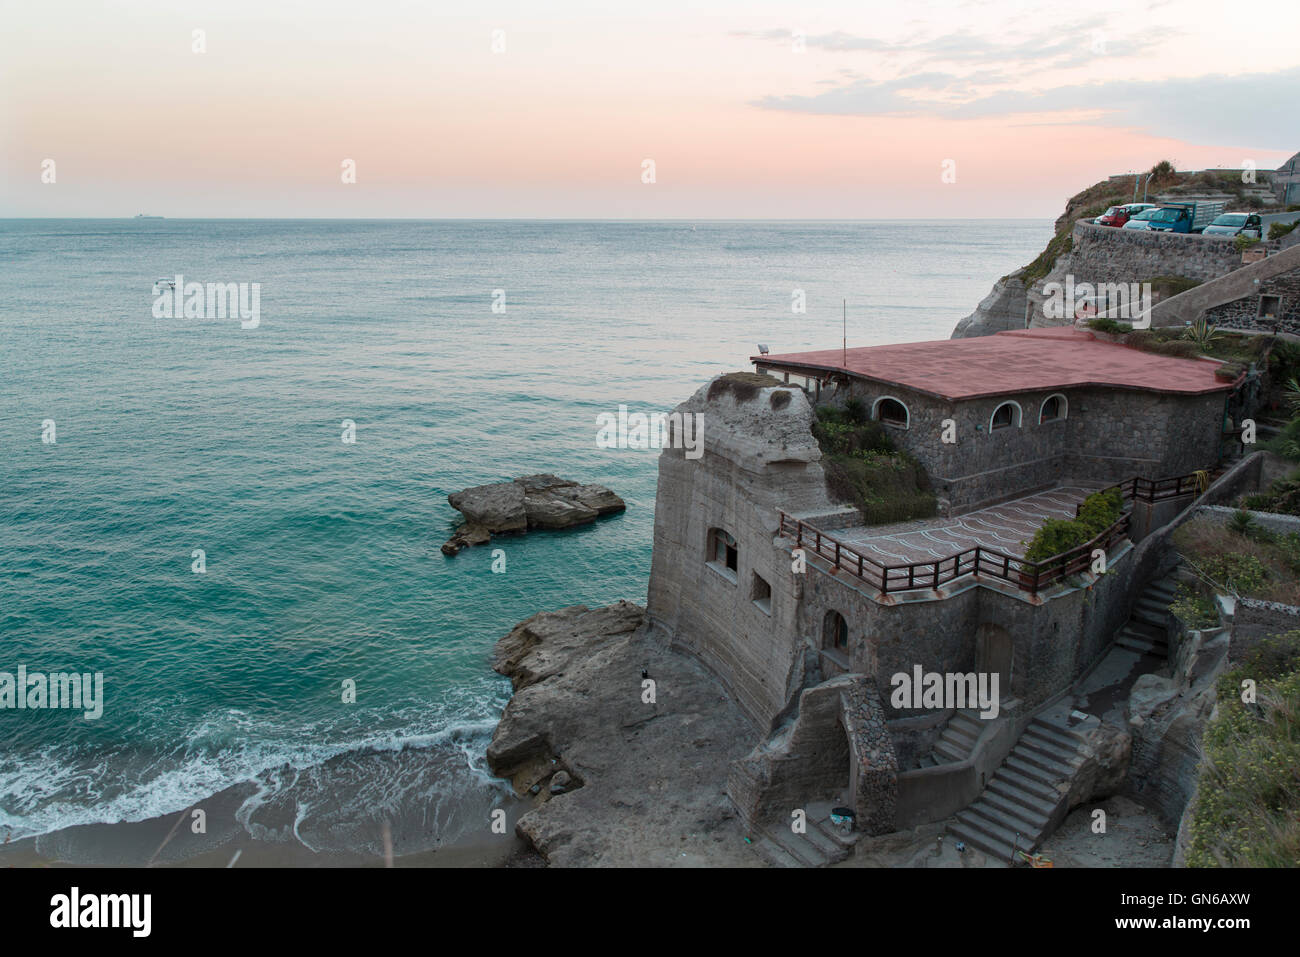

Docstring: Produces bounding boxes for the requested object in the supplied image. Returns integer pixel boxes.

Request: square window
[1260,295,1282,320]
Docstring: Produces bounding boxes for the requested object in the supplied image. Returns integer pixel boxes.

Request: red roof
[752,327,1234,401]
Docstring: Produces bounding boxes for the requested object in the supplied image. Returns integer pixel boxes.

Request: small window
[990,401,1021,431]
[751,573,772,614]
[708,528,738,579]
[1039,394,1067,423]
[874,396,909,429]
[823,610,849,652]
[1260,295,1282,320]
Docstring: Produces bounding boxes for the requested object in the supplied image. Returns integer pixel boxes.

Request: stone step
[1013,745,1078,779]
[947,821,1014,864]
[1018,731,1082,767]
[748,834,801,868]
[1144,583,1177,602]
[758,825,824,868]
[986,777,1058,818]
[1132,607,1168,629]
[1126,620,1167,640]
[1025,720,1086,751]
[980,789,1051,832]
[994,766,1059,802]
[916,753,938,768]
[956,807,1037,857]
[811,814,858,851]
[1004,755,1068,789]
[797,819,847,862]
[941,723,979,750]
[933,739,968,763]
[950,712,986,736]
[1136,596,1170,614]
[1116,634,1161,655]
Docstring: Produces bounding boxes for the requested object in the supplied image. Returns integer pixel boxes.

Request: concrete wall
[647,376,839,729]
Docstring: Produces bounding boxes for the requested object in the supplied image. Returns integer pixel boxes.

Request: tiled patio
[836,485,1097,565]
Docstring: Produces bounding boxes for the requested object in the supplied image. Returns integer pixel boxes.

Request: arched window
[873,396,910,429]
[989,401,1022,431]
[708,528,738,578]
[1039,394,1067,423]
[823,610,849,652]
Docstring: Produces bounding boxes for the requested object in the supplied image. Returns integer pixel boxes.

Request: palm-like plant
[1183,317,1221,352]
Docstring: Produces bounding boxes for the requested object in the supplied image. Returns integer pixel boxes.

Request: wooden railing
[778,466,1214,597]
[778,510,1130,596]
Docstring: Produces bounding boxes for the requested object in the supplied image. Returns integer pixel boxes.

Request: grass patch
[707,371,783,402]
[1173,514,1300,604]
[1185,631,1300,867]
[812,405,936,525]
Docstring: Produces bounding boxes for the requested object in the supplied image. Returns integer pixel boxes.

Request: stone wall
[1026,221,1285,328]
[840,379,1227,511]
[1204,267,1300,334]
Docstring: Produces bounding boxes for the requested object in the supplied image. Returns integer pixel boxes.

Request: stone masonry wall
[1027,221,1284,327]
[1204,269,1300,334]
[841,380,1227,511]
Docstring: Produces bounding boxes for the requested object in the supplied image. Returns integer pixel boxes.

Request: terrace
[779,472,1214,600]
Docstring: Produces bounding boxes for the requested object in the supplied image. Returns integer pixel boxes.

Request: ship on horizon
[133,214,164,219]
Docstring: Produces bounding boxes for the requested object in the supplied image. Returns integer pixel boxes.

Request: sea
[0,218,1050,860]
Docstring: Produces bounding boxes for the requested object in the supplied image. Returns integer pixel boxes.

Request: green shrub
[1215,361,1246,381]
[1087,317,1132,335]
[1169,583,1218,629]
[1186,659,1300,867]
[843,397,869,425]
[1200,551,1269,594]
[1268,220,1297,241]
[1234,234,1261,252]
[1023,488,1123,564]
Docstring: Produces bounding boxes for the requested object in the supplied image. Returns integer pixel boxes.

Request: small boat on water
[153,278,175,294]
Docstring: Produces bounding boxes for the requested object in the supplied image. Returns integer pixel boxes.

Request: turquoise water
[0,219,1049,855]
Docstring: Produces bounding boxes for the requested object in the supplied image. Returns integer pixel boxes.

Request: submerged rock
[442,474,625,554]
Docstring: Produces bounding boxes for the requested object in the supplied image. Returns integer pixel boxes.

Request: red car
[1095,202,1155,227]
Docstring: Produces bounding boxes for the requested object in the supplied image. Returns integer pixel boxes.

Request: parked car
[1202,212,1263,239]
[1096,203,1155,227]
[1126,201,1225,234]
[1122,208,1161,230]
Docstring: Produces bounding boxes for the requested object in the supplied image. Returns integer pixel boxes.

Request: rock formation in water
[441,473,625,555]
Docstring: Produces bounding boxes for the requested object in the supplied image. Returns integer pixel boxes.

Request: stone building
[646,330,1241,840]
[753,327,1235,512]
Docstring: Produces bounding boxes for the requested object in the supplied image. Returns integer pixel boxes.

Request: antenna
[842,299,847,367]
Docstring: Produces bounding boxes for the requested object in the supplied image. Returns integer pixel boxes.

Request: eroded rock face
[486,602,759,867]
[442,474,625,554]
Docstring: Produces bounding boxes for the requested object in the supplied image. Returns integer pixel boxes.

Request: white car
[1202,213,1263,239]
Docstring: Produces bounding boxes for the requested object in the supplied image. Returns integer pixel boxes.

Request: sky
[2,0,1298,218]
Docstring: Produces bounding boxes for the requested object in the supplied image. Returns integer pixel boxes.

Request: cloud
[754,67,1300,151]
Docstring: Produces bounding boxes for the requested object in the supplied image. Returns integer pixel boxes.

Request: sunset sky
[3,0,1298,218]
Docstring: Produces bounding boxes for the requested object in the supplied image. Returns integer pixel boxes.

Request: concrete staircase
[946,713,1088,864]
[1114,576,1176,658]
[916,708,985,768]
[749,801,858,868]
